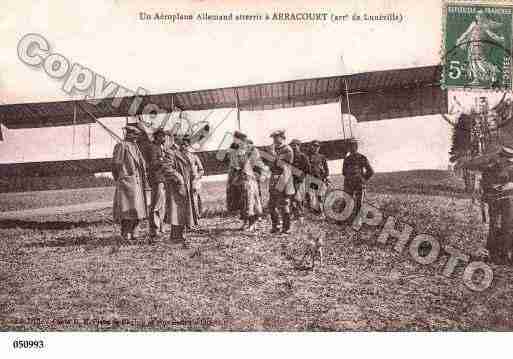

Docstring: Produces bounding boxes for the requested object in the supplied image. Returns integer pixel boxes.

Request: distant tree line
[0,175,114,193]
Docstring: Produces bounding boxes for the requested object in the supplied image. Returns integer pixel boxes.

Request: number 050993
[12,339,45,349]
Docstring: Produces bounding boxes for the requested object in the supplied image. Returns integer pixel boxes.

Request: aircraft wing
[0,65,446,129]
[0,139,351,177]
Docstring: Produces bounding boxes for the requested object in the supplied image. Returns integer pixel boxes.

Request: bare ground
[2,186,513,331]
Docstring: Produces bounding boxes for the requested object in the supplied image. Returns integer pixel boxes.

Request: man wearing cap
[161,132,198,244]
[343,139,374,224]
[233,138,265,230]
[181,135,205,221]
[147,128,167,240]
[307,140,329,213]
[247,139,269,214]
[476,149,513,263]
[268,129,295,234]
[226,131,247,213]
[290,139,311,223]
[112,124,149,241]
[133,121,154,212]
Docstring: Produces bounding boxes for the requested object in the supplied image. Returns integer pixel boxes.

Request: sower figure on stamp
[455,10,504,86]
[290,139,311,224]
[112,124,149,241]
[181,135,205,222]
[268,129,295,234]
[147,128,167,241]
[162,132,198,245]
[342,138,374,226]
[308,140,329,214]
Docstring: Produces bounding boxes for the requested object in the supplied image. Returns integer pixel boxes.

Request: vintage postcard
[1,0,513,355]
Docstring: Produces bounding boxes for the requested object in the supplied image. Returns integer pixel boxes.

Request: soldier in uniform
[147,128,167,240]
[307,140,329,214]
[247,139,269,218]
[181,135,205,221]
[268,130,295,234]
[112,125,149,241]
[342,138,374,224]
[480,151,513,263]
[234,137,265,231]
[226,131,247,213]
[161,132,198,244]
[289,139,311,223]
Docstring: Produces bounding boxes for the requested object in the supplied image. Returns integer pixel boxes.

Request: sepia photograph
[1,0,513,356]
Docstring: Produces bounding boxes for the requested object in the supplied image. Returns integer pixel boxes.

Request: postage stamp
[443,2,513,90]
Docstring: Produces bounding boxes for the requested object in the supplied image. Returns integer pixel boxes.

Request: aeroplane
[0,64,447,177]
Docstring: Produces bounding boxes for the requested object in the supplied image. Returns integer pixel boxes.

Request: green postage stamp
[443,2,513,89]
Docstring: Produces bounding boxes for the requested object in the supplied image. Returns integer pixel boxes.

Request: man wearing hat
[226,130,247,213]
[247,139,269,212]
[290,139,311,223]
[342,138,374,225]
[471,148,513,263]
[232,137,265,231]
[181,135,205,221]
[307,140,329,213]
[147,128,167,240]
[161,131,198,244]
[268,129,295,234]
[112,124,149,241]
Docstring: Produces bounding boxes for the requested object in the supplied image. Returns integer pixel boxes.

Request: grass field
[0,181,228,213]
[0,170,466,212]
[1,170,513,331]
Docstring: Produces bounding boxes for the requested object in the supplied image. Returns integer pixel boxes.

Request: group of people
[225,129,326,234]
[225,129,374,233]
[110,121,513,265]
[112,124,204,244]
[111,123,375,243]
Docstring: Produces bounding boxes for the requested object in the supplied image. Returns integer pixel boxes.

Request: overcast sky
[0,0,495,173]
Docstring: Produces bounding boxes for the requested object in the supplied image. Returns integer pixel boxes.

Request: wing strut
[159,94,174,129]
[87,124,91,158]
[212,108,235,134]
[78,103,122,143]
[72,101,77,157]
[234,89,241,130]
[339,95,346,139]
[344,78,353,138]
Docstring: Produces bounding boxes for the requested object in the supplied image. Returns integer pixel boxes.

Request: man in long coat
[147,128,167,240]
[247,139,269,212]
[112,125,149,240]
[181,135,205,221]
[290,139,311,223]
[162,133,198,243]
[461,147,513,264]
[307,140,329,214]
[236,137,265,231]
[343,138,374,225]
[481,156,513,263]
[268,130,295,234]
[226,131,247,213]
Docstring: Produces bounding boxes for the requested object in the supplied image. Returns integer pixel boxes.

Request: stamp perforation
[442,0,513,92]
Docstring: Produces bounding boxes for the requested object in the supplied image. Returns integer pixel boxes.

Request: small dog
[300,231,325,270]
